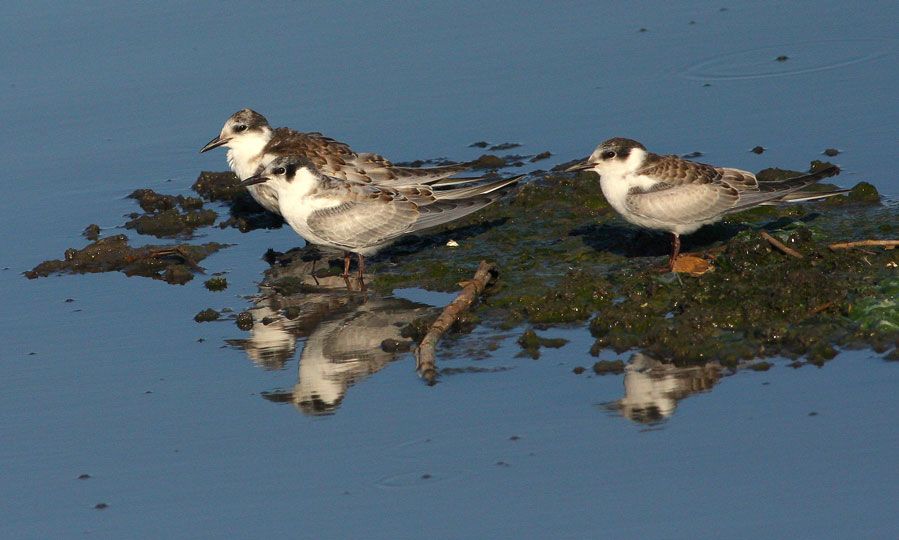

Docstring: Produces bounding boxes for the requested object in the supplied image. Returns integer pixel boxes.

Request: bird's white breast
[597,150,660,223]
[276,173,345,247]
[227,132,279,213]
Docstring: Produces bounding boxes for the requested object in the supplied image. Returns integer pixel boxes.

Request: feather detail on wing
[637,154,723,185]
[428,174,524,200]
[728,164,841,212]
[625,182,740,224]
[407,197,501,232]
[261,128,475,185]
[305,185,420,250]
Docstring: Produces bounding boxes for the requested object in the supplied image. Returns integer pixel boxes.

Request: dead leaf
[672,255,714,276]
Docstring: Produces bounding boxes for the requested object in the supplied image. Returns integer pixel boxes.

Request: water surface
[1,1,897,538]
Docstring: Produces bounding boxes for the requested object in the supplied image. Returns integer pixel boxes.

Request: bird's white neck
[596,148,658,216]
[226,128,273,179]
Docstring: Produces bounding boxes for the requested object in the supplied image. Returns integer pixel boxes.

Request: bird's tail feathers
[773,187,850,204]
[431,174,525,200]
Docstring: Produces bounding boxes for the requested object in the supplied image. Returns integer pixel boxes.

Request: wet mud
[125,189,217,238]
[26,235,224,285]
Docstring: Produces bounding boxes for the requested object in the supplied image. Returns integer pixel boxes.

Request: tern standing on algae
[568,137,842,271]
[241,155,521,280]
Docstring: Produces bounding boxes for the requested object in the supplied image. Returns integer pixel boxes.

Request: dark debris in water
[204,276,228,291]
[489,142,521,151]
[82,224,100,240]
[593,360,625,375]
[25,235,225,285]
[517,328,568,359]
[194,308,220,322]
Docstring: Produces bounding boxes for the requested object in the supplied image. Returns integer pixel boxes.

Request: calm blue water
[1,1,897,538]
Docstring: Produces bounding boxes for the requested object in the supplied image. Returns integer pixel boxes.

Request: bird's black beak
[239,174,269,187]
[199,135,228,153]
[565,161,595,172]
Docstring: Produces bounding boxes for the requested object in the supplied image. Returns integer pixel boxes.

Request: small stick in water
[415,261,498,385]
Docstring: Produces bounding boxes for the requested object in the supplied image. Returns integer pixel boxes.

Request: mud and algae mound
[25,235,225,285]
[363,168,896,363]
[129,189,204,213]
[125,207,218,238]
[589,228,897,366]
[192,171,244,202]
[123,189,218,238]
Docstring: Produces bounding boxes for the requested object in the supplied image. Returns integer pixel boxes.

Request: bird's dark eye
[601,150,616,159]
[234,124,248,133]
[272,167,286,175]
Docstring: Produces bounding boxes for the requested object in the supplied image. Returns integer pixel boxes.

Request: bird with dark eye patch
[200,108,492,216]
[567,137,844,272]
[240,155,524,286]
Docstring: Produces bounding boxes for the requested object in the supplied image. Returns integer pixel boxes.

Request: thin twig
[760,231,803,259]
[828,239,899,251]
[809,301,835,316]
[415,261,498,385]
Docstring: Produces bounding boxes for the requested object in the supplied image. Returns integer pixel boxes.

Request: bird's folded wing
[265,128,473,185]
[306,188,420,248]
[625,182,740,224]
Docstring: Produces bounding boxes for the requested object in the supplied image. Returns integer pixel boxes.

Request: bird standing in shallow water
[241,155,522,283]
[567,137,842,271]
[200,109,484,215]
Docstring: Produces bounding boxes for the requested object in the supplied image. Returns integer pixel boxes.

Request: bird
[567,137,842,271]
[240,155,522,280]
[200,109,485,215]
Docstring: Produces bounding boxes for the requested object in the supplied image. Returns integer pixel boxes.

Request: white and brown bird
[241,155,522,280]
[200,109,483,215]
[568,138,842,270]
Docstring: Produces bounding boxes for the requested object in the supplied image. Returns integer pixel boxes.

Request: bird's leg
[357,254,365,279]
[309,258,320,286]
[342,252,352,278]
[668,233,681,271]
[356,254,367,291]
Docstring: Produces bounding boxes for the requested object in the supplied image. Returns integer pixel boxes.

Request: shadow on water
[600,353,722,426]
[227,251,439,415]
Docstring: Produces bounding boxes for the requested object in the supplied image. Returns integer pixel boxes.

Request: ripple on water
[681,38,895,81]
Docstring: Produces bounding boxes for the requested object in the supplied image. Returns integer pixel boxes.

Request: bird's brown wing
[263,128,474,185]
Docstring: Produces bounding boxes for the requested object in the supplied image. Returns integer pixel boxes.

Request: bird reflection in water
[603,353,721,424]
[228,252,437,415]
